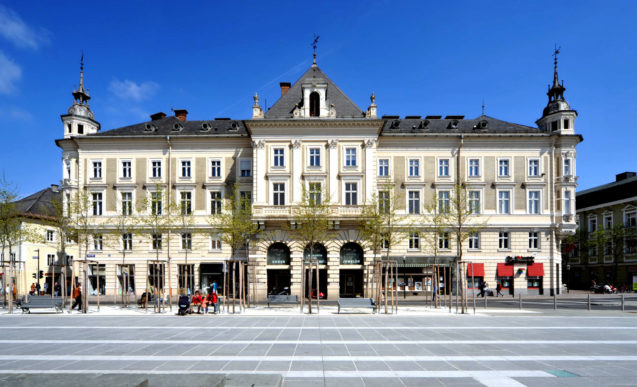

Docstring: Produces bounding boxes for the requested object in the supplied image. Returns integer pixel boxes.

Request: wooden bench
[267,294,299,307]
[337,298,375,314]
[20,296,64,313]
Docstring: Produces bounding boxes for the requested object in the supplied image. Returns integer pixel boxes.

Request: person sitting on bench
[192,290,203,314]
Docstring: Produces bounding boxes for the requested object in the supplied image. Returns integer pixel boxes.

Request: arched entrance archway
[304,243,328,299]
[267,243,291,295]
[339,242,364,298]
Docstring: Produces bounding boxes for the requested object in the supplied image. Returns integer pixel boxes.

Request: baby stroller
[178,295,190,316]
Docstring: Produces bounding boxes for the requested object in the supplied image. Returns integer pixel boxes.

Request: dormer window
[550,121,558,132]
[309,92,320,117]
[78,124,84,134]
[563,119,570,129]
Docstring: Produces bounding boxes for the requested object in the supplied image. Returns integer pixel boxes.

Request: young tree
[0,176,21,314]
[49,194,75,306]
[68,189,96,313]
[422,192,450,308]
[107,194,138,307]
[174,191,195,296]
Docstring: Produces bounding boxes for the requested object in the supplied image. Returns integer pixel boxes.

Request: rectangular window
[438,232,450,250]
[529,232,539,249]
[498,191,510,214]
[181,233,192,250]
[210,160,221,178]
[564,191,572,215]
[152,234,162,250]
[345,182,358,205]
[121,192,132,216]
[438,159,449,177]
[408,159,420,177]
[273,148,285,167]
[47,254,55,266]
[210,191,222,215]
[528,159,539,177]
[345,148,357,167]
[588,217,597,233]
[468,191,480,214]
[46,230,55,242]
[408,190,420,214]
[92,192,103,216]
[94,234,103,251]
[409,232,420,250]
[211,234,222,250]
[438,191,450,213]
[92,161,102,179]
[181,160,191,178]
[468,233,480,250]
[468,159,480,177]
[239,191,252,211]
[309,183,321,205]
[151,161,162,178]
[551,121,558,131]
[604,214,613,229]
[77,124,84,134]
[309,148,321,167]
[180,192,192,215]
[378,159,389,177]
[498,159,510,177]
[121,161,132,179]
[122,233,132,251]
[381,238,390,250]
[528,190,540,214]
[499,232,510,249]
[563,159,571,176]
[378,191,390,214]
[240,159,252,177]
[273,183,285,206]
[626,210,637,227]
[151,191,162,215]
[563,119,570,129]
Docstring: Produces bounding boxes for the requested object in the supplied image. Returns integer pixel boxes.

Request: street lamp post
[403,256,406,300]
[35,249,40,294]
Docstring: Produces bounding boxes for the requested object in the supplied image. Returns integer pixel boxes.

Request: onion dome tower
[61,53,100,138]
[536,47,577,134]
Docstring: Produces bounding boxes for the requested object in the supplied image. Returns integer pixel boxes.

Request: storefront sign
[340,244,363,265]
[267,245,290,265]
[505,256,535,265]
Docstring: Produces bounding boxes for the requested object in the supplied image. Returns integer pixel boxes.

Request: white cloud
[0,4,50,50]
[108,79,159,101]
[0,51,21,94]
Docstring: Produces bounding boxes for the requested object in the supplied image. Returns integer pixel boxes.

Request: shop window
[340,243,363,265]
[88,264,106,296]
[267,243,290,265]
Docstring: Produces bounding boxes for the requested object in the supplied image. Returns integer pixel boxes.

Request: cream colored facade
[55,59,581,301]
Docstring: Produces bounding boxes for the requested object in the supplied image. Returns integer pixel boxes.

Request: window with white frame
[121,160,132,179]
[528,190,540,214]
[378,191,390,214]
[409,232,420,249]
[92,161,102,179]
[93,234,103,251]
[180,192,192,215]
[210,191,222,215]
[378,159,389,177]
[181,233,192,250]
[309,182,321,205]
[178,160,189,178]
[65,160,71,179]
[564,190,572,215]
[588,216,597,233]
[603,213,613,229]
[625,209,636,227]
[309,148,321,167]
[345,147,357,167]
[121,192,133,216]
[210,159,221,178]
[468,158,480,177]
[498,191,510,214]
[47,254,55,266]
[152,234,162,250]
[563,158,572,176]
[498,159,510,177]
[273,148,285,167]
[468,233,480,250]
[211,234,222,250]
[240,159,252,177]
[46,230,55,242]
[529,232,539,249]
[151,160,162,178]
[240,191,252,210]
[273,183,285,206]
[345,182,358,205]
[408,190,420,214]
[151,191,162,215]
[438,159,449,177]
[468,190,480,214]
[499,231,510,249]
[122,233,132,251]
[92,192,103,215]
[438,190,450,213]
[528,159,539,177]
[381,236,390,250]
[408,159,419,177]
[438,232,450,249]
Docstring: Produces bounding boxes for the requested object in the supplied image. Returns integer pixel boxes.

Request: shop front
[496,263,514,295]
[304,243,327,299]
[466,262,485,291]
[267,243,291,295]
[526,262,544,295]
[339,243,364,298]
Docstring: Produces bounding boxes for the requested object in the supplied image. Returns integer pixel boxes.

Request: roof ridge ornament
[312,34,320,67]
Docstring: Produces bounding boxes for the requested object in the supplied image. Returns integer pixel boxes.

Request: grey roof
[13,187,60,219]
[89,116,249,137]
[380,115,541,135]
[264,65,364,119]
[577,174,637,209]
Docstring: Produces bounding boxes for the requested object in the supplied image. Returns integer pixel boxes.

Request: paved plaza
[0,306,637,386]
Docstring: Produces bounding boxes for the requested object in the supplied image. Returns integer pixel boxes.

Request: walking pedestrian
[71,283,82,312]
[477,281,485,298]
[496,283,504,297]
[212,291,218,314]
[54,282,61,297]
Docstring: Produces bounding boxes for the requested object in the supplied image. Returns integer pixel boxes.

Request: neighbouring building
[55,52,581,301]
[564,172,637,290]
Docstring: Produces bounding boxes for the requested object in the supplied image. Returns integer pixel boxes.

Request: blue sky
[0,1,635,197]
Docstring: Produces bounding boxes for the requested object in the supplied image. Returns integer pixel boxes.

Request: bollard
[622,294,625,312]
[553,293,557,310]
[485,293,488,309]
[587,294,591,311]
[519,294,522,309]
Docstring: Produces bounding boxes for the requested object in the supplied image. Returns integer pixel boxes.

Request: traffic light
[38,270,44,279]
[32,273,36,279]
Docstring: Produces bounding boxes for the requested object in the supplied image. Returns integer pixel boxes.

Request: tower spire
[72,51,90,105]
[552,45,560,88]
[547,45,565,103]
[312,34,319,67]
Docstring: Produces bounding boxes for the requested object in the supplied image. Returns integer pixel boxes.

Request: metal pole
[587,294,591,311]
[471,263,475,315]
[484,290,487,309]
[622,294,625,312]
[553,293,557,310]
[518,293,522,310]
[36,249,40,293]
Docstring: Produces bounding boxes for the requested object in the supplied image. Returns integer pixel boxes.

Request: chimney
[150,112,166,121]
[174,109,188,121]
[616,171,637,182]
[280,82,291,97]
[50,184,59,192]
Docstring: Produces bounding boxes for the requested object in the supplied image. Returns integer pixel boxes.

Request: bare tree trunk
[300,259,305,313]
[308,260,313,314]
[316,261,320,313]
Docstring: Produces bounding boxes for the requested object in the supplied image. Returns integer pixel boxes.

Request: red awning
[527,263,544,277]
[497,263,514,277]
[466,263,484,277]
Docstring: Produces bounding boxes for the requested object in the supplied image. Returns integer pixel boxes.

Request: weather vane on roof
[553,44,561,66]
[312,34,320,66]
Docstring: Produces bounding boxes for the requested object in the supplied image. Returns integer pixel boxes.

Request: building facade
[55,56,581,301]
[564,172,637,290]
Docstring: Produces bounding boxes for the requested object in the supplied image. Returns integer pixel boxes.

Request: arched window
[309,92,320,117]
[267,243,290,265]
[340,242,364,265]
[304,243,327,264]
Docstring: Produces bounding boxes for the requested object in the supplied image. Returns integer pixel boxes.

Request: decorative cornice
[246,119,384,129]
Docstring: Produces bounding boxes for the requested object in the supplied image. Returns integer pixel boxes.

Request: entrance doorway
[267,269,291,295]
[304,268,327,299]
[200,263,224,295]
[340,269,363,297]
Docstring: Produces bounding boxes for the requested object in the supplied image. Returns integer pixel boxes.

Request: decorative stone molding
[328,139,338,149]
[291,140,302,149]
[364,139,376,148]
[252,140,265,149]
